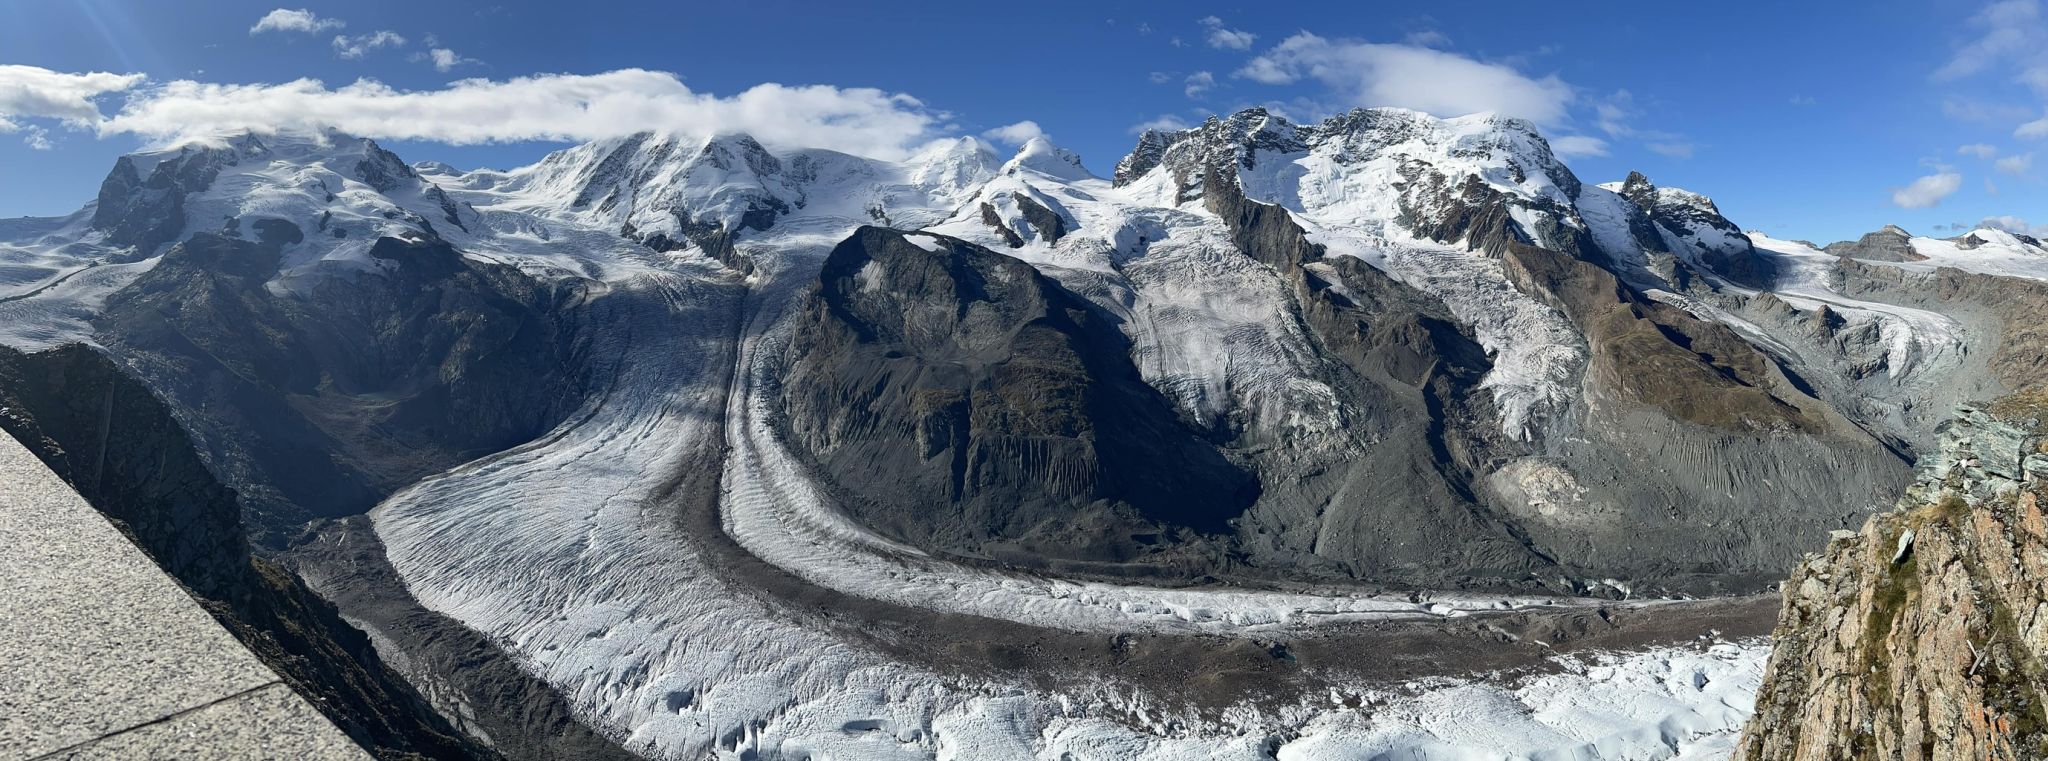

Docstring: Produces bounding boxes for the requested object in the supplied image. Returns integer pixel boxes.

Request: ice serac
[777,227,1257,568]
[1738,389,2048,759]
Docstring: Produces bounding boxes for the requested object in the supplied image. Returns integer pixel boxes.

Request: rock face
[1738,390,2048,759]
[1825,225,1927,262]
[777,227,1259,569]
[95,230,588,542]
[1615,171,1774,286]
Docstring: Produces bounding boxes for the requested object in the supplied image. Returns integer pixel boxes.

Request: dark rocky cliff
[94,230,590,544]
[776,226,1259,572]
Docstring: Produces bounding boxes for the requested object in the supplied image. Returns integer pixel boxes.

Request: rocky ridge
[1739,388,2048,758]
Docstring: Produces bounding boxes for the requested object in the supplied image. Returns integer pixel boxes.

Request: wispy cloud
[2020,113,2048,138]
[1198,16,1256,51]
[1130,114,1192,134]
[1996,152,2036,174]
[1944,97,2035,124]
[1959,142,1999,158]
[1589,90,1695,159]
[1933,0,2043,82]
[249,8,344,35]
[1645,141,1696,159]
[332,31,407,59]
[1403,29,1451,48]
[1183,71,1215,99]
[1548,134,1608,159]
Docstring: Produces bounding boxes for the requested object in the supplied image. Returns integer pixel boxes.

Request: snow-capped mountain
[7,108,2048,760]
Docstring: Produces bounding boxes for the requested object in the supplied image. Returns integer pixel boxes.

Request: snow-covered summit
[1111,106,1595,258]
[91,128,468,258]
[1000,136,1092,181]
[482,130,1003,255]
[906,136,1001,200]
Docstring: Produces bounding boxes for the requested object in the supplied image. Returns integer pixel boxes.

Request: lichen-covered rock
[1737,389,2048,759]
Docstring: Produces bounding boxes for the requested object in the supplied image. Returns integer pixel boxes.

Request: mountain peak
[1001,136,1092,181]
[909,136,1000,198]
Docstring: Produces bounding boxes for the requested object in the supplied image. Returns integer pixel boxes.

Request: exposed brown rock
[1738,389,2048,759]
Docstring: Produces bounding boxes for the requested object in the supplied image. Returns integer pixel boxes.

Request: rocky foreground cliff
[1738,390,2048,759]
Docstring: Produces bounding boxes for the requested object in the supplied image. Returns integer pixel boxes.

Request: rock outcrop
[776,227,1260,571]
[1825,225,1927,263]
[95,230,588,542]
[1738,389,2048,759]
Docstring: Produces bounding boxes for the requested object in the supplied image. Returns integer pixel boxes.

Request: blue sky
[2,0,2046,243]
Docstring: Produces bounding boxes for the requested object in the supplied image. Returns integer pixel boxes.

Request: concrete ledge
[0,431,367,759]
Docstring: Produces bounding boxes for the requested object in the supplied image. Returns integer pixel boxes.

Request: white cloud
[1978,214,2048,235]
[21,125,52,150]
[1198,16,1256,50]
[98,69,943,160]
[1891,170,1965,208]
[424,48,479,72]
[0,65,146,131]
[1996,152,2036,174]
[250,8,344,35]
[332,31,407,59]
[1147,71,1172,85]
[1183,71,1215,99]
[1130,114,1192,134]
[1548,134,1608,159]
[1959,142,1999,158]
[1235,33,1574,125]
[982,120,1045,145]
